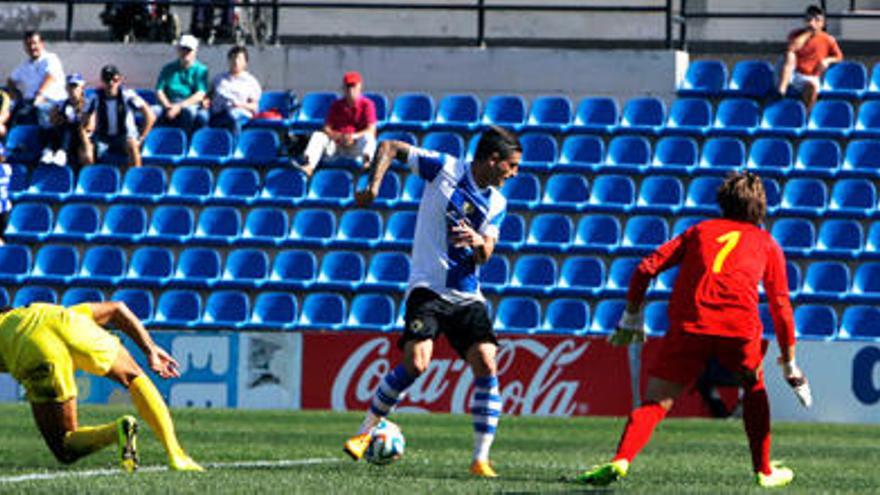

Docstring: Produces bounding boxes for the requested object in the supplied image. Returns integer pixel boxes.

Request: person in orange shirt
[776,4,843,111]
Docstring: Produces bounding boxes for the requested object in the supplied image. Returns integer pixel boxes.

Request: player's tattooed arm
[356,139,411,206]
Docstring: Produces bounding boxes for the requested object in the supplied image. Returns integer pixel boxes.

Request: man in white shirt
[7,31,66,128]
[208,45,262,135]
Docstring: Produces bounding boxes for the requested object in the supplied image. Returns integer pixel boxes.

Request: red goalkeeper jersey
[627,218,796,349]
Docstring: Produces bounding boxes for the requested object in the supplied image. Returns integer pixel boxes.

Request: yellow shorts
[14,307,121,403]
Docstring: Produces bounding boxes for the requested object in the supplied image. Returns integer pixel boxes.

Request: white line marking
[0,458,342,484]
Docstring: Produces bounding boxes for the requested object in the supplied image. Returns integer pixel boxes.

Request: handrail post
[272,0,280,44]
[65,0,74,41]
[477,0,485,47]
[665,0,673,49]
[679,0,688,51]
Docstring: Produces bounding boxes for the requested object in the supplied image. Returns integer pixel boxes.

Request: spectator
[0,143,10,246]
[0,88,11,139]
[297,71,377,178]
[6,31,66,127]
[85,65,156,168]
[154,34,208,134]
[208,45,262,135]
[776,4,843,111]
[42,73,91,167]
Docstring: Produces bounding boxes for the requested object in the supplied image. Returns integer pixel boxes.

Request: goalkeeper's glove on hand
[780,359,812,409]
[609,308,646,346]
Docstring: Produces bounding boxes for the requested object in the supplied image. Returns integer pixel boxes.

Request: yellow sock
[129,375,187,461]
[62,422,117,458]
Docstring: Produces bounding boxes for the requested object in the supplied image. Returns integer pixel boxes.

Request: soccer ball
[364,419,405,465]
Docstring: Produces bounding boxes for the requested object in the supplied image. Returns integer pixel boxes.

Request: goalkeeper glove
[779,358,812,409]
[609,308,646,346]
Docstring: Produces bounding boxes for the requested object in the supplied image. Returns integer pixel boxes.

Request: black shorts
[399,287,497,359]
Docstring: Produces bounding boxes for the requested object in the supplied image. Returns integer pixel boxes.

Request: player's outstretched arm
[356,139,411,207]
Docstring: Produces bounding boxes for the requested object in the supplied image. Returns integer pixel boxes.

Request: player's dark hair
[806,5,824,18]
[474,126,521,163]
[23,31,40,41]
[717,172,767,225]
[228,45,248,61]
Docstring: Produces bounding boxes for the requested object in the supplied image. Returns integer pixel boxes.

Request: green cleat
[574,459,629,486]
[117,415,139,473]
[756,461,794,488]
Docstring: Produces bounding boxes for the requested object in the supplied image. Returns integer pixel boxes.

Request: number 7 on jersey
[713,231,741,274]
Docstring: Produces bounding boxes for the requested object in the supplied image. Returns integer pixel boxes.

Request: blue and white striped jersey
[0,163,12,213]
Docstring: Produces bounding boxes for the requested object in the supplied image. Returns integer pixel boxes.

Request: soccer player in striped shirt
[0,143,12,245]
[576,172,811,488]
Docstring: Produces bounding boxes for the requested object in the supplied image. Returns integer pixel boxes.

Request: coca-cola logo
[331,337,591,417]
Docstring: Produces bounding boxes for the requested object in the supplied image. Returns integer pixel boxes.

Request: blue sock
[472,375,501,461]
[366,364,416,423]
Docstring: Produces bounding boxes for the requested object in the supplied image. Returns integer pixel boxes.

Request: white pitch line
[0,458,341,484]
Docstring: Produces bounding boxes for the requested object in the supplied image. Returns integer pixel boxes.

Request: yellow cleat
[117,415,139,473]
[343,433,372,461]
[469,460,498,478]
[169,455,205,472]
[574,459,629,486]
[756,461,794,488]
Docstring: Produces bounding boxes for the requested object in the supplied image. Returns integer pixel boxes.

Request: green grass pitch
[0,403,877,493]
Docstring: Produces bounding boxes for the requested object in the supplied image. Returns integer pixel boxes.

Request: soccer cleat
[469,460,498,478]
[117,415,139,473]
[169,455,205,472]
[756,462,794,488]
[343,433,372,461]
[574,459,629,486]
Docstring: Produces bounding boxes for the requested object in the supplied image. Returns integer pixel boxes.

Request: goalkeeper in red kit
[576,172,811,489]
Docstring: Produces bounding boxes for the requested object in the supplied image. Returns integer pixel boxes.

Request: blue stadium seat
[145,205,194,244]
[365,92,389,128]
[9,163,29,196]
[518,133,558,172]
[346,293,395,332]
[617,97,664,135]
[305,169,353,207]
[166,166,213,204]
[32,245,78,284]
[501,173,540,210]
[213,167,259,205]
[867,64,880,99]
[336,210,382,248]
[678,60,727,97]
[852,262,880,303]
[605,136,651,173]
[794,304,837,340]
[587,175,635,213]
[497,214,526,252]
[764,178,782,213]
[421,132,465,159]
[662,98,712,136]
[480,95,526,130]
[828,178,875,218]
[378,130,418,147]
[257,168,306,206]
[724,60,774,98]
[793,139,840,178]
[557,256,605,296]
[78,246,126,286]
[365,252,410,292]
[154,290,201,328]
[804,100,853,138]
[842,139,880,178]
[294,92,337,130]
[96,204,147,243]
[298,292,347,330]
[771,218,815,256]
[801,261,849,303]
[711,98,760,136]
[636,176,683,214]
[433,94,480,132]
[494,297,541,334]
[382,211,416,250]
[200,290,249,329]
[142,127,187,165]
[479,254,509,294]
[540,173,588,212]
[757,99,806,138]
[645,301,669,336]
[13,286,57,307]
[509,255,557,295]
[604,257,640,297]
[465,134,481,162]
[23,165,73,201]
[7,125,43,163]
[525,213,573,252]
[540,298,590,335]
[242,207,288,246]
[652,265,679,296]
[74,165,120,202]
[125,247,173,287]
[250,90,296,129]
[185,127,234,166]
[0,245,31,284]
[747,138,792,177]
[119,166,166,203]
[52,203,100,241]
[699,137,746,174]
[780,178,827,216]
[4,203,54,242]
[651,136,698,174]
[316,251,365,290]
[524,95,572,133]
[267,249,316,290]
[820,61,868,99]
[135,88,158,105]
[590,299,627,334]
[194,206,242,245]
[557,135,604,173]
[289,208,336,247]
[386,93,434,131]
[398,174,424,208]
[867,222,880,259]
[62,287,104,306]
[172,247,221,288]
[218,248,268,289]
[839,305,880,340]
[228,129,283,167]
[246,292,297,330]
[355,172,400,208]
[112,289,154,324]
[672,216,707,237]
[570,97,618,134]
[620,216,668,255]
[786,260,802,297]
[852,101,880,139]
[815,219,862,259]
[572,214,620,254]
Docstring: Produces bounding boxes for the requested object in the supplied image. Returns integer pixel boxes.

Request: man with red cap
[296,70,377,178]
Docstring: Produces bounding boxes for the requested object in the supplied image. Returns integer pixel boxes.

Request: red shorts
[649,330,767,387]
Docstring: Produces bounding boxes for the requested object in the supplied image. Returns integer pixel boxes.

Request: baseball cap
[178,34,199,51]
[100,65,121,83]
[66,73,85,86]
[343,71,362,86]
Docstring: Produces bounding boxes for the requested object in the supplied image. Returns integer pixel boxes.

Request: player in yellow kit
[0,301,203,472]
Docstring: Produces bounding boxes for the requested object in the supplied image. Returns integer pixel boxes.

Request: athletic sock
[743,385,772,475]
[129,375,187,461]
[360,364,416,434]
[62,421,117,458]
[614,401,668,463]
[471,375,501,462]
